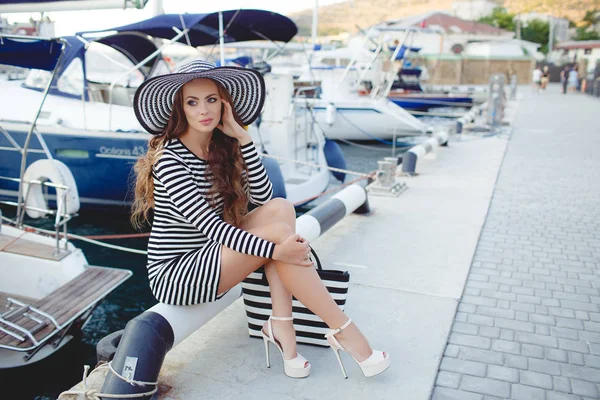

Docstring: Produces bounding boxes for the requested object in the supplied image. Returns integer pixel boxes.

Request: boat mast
[15,38,67,226]
[152,0,163,16]
[312,0,318,48]
[218,11,225,66]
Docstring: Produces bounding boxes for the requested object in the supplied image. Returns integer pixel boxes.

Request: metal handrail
[0,176,73,252]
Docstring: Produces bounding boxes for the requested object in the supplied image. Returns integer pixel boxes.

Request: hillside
[288,0,596,36]
[289,0,460,36]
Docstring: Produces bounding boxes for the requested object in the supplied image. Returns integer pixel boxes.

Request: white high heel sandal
[261,316,311,379]
[325,318,390,379]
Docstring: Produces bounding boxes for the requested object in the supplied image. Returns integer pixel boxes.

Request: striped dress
[147,138,275,305]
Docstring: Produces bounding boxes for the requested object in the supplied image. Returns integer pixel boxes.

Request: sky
[3,0,347,36]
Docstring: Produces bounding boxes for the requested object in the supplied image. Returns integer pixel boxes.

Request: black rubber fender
[96,329,124,364]
[99,311,174,400]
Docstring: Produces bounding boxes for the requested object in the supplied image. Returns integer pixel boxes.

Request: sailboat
[0,9,338,211]
[0,34,132,369]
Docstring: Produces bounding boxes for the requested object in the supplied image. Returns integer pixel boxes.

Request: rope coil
[57,363,158,400]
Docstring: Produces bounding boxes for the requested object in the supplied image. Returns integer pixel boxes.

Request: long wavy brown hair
[131,79,249,230]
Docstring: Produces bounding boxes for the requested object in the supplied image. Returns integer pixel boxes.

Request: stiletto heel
[263,336,271,368]
[325,318,390,378]
[260,316,310,378]
[332,347,349,379]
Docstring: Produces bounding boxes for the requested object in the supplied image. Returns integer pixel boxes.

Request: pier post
[487,74,506,126]
[401,130,449,175]
[296,183,370,242]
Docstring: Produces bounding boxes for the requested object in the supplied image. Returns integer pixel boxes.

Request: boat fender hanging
[22,159,80,219]
[100,312,174,398]
[325,103,336,125]
[323,139,347,183]
[261,156,287,199]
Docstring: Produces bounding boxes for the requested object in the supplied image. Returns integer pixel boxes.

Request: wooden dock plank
[0,267,131,348]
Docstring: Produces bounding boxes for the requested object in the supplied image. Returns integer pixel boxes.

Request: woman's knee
[255,221,294,244]
[264,198,295,222]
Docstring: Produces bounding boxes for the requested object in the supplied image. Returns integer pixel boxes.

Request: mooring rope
[259,152,373,179]
[57,363,158,400]
[0,215,148,255]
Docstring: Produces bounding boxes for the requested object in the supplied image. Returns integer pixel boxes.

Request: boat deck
[0,231,70,261]
[0,266,131,350]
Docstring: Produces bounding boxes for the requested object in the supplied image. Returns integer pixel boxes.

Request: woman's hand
[217,100,251,144]
[272,234,314,267]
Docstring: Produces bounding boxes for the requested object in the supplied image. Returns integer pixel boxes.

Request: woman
[568,66,579,93]
[131,60,390,379]
[541,66,550,91]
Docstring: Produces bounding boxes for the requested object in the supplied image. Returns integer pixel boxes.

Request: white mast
[219,11,225,66]
[152,0,163,16]
[312,0,318,47]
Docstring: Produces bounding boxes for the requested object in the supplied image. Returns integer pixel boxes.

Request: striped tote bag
[241,248,350,347]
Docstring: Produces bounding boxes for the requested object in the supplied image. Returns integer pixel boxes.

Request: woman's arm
[240,141,273,205]
[154,153,275,259]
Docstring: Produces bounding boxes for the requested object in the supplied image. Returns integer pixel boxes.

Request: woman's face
[181,78,222,135]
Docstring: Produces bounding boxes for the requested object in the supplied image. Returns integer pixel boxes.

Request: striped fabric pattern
[147,138,274,305]
[133,60,265,135]
[242,267,350,347]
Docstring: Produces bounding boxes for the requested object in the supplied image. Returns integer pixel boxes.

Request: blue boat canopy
[78,10,298,45]
[0,36,65,71]
[95,32,160,68]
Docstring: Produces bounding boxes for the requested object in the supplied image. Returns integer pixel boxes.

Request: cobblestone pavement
[432,89,600,400]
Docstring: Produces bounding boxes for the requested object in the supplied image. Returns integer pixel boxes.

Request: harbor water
[0,140,417,400]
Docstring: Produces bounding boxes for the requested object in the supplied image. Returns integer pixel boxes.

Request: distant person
[532,66,542,93]
[560,66,570,94]
[568,66,579,93]
[541,66,550,91]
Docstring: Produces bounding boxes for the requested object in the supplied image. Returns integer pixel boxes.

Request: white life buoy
[325,103,336,125]
[22,159,80,219]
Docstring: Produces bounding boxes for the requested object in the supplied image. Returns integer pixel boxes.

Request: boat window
[85,42,144,88]
[24,69,51,91]
[55,149,90,159]
[24,58,85,97]
[57,57,84,97]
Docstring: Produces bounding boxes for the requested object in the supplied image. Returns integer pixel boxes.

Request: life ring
[22,159,80,219]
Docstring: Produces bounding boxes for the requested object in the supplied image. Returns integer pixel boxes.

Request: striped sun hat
[133,59,266,135]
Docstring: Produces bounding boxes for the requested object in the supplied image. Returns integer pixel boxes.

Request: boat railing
[290,85,323,172]
[0,298,61,348]
[0,176,74,254]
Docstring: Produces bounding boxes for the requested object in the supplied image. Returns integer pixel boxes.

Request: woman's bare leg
[218,198,373,361]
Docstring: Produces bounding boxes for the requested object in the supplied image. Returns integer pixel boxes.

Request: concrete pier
[131,112,512,398]
[432,88,600,400]
[61,86,599,400]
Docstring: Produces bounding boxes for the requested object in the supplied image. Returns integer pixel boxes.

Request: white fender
[325,103,336,125]
[22,159,80,219]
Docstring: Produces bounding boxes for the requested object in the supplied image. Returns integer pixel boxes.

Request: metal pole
[312,0,318,48]
[103,26,192,130]
[16,39,67,226]
[218,11,225,66]
[548,17,554,54]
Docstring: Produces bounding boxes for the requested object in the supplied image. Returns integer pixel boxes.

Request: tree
[574,28,600,40]
[579,9,600,28]
[521,19,550,53]
[574,9,600,41]
[478,7,516,31]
